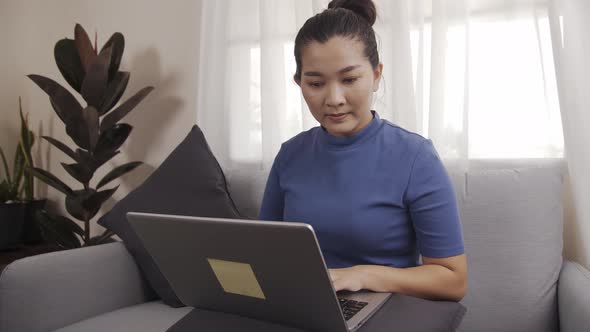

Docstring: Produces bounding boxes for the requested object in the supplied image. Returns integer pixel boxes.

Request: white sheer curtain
[197,0,563,173]
[196,0,590,268]
[549,0,590,267]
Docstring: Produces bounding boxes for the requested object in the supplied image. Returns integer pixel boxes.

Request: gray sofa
[1,159,589,332]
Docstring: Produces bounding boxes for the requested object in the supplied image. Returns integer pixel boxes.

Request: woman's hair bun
[328,0,377,26]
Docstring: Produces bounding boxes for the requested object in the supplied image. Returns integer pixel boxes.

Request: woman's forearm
[356,263,467,301]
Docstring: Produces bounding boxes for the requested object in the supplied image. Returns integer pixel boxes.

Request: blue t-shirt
[258,111,464,268]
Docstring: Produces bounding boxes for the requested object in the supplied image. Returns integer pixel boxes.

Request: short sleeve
[258,147,285,221]
[405,140,465,258]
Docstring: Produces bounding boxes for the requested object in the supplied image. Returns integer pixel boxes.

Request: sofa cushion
[53,301,192,332]
[457,166,564,332]
[98,125,244,307]
[224,162,565,332]
[224,167,269,219]
[558,261,590,332]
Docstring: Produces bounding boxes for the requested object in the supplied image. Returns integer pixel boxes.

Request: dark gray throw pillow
[98,125,244,307]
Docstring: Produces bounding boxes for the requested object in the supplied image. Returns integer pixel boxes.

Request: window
[222,0,563,163]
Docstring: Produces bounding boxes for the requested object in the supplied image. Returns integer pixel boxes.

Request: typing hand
[328,267,364,292]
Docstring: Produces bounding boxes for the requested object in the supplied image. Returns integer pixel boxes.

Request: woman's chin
[324,123,355,137]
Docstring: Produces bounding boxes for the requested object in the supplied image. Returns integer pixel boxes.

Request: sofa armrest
[558,260,590,332]
[0,241,156,332]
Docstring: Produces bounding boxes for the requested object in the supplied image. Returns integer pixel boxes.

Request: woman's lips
[326,113,349,122]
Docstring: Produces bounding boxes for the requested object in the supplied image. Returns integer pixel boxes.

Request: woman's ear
[373,63,383,92]
[294,74,301,87]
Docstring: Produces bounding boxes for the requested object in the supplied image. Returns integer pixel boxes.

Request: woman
[258,0,466,302]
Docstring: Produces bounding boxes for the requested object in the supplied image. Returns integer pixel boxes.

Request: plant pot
[22,199,47,245]
[0,202,25,250]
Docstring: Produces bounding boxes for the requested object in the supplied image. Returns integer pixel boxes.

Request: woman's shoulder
[283,127,316,147]
[380,119,431,153]
[276,126,320,159]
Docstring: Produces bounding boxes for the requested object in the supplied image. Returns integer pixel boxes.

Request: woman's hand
[328,255,467,301]
[327,254,466,301]
[328,266,366,292]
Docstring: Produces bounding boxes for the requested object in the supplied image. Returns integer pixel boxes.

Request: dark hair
[294,0,379,80]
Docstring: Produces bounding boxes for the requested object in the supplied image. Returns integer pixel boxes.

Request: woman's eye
[343,77,358,84]
[308,82,324,88]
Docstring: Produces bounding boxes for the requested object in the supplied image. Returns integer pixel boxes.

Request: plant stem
[84,217,90,244]
[85,182,90,243]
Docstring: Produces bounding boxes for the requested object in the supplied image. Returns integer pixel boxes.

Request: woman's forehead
[300,36,368,74]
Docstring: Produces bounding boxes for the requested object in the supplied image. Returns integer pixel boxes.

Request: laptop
[127,212,391,332]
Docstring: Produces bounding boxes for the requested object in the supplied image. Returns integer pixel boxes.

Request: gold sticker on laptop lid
[207,258,266,300]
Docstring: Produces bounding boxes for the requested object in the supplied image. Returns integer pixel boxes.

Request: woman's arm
[329,254,467,301]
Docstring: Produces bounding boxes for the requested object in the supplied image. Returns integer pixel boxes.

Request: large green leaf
[98,71,129,115]
[54,38,85,93]
[81,46,112,108]
[75,148,93,166]
[60,215,85,237]
[66,187,118,221]
[65,189,94,221]
[28,167,73,195]
[27,75,83,130]
[96,161,142,189]
[65,127,89,150]
[100,86,154,131]
[74,23,96,72]
[93,149,120,170]
[61,162,94,184]
[100,32,125,82]
[85,186,118,214]
[64,120,91,151]
[49,99,67,126]
[73,147,115,174]
[43,136,78,162]
[36,209,82,249]
[50,214,85,239]
[94,124,132,158]
[60,106,99,151]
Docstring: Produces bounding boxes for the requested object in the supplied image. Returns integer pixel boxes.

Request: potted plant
[0,99,42,249]
[27,24,153,249]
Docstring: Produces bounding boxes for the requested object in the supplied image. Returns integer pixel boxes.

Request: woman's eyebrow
[338,65,361,74]
[303,65,361,77]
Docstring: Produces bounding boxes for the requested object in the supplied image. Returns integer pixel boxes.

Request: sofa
[1,158,589,332]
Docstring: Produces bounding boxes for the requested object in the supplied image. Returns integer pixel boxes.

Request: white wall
[0,0,202,236]
[0,1,26,162]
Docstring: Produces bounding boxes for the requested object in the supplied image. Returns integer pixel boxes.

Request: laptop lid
[127,212,350,332]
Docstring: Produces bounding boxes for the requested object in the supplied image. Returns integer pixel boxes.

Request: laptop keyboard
[338,298,369,321]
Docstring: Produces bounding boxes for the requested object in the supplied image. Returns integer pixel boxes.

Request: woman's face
[296,36,382,137]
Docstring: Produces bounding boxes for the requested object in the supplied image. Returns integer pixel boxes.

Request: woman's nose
[325,84,346,108]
